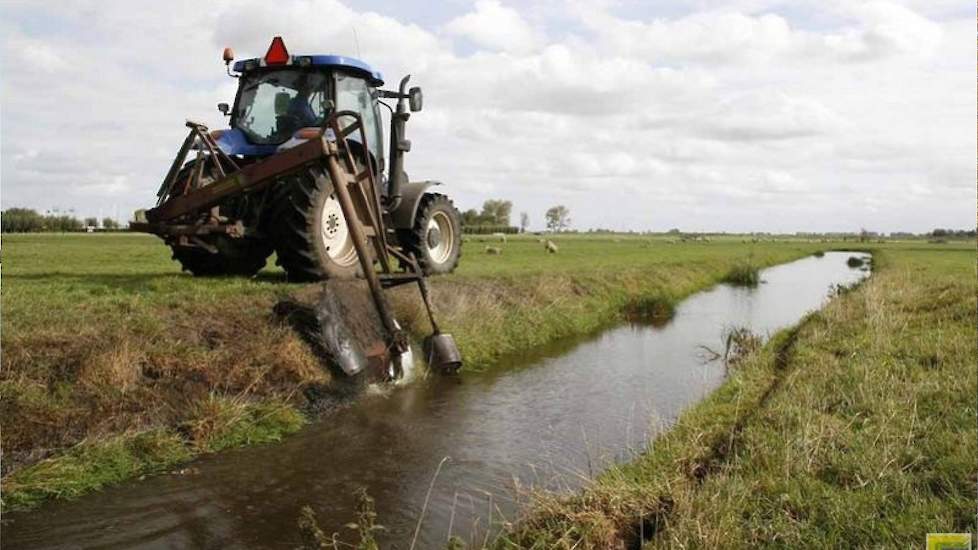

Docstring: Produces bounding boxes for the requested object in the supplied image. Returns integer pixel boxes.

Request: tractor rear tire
[399,193,462,275]
[268,170,362,282]
[170,236,272,277]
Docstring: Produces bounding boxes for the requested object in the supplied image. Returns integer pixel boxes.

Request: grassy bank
[500,244,976,548]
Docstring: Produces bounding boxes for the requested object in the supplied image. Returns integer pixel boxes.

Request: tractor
[132,36,462,282]
[131,37,464,376]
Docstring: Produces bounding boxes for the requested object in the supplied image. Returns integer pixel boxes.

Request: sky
[1,0,974,233]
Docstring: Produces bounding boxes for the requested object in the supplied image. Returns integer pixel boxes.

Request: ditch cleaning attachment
[133,112,461,379]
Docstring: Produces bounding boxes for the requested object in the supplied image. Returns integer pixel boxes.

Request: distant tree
[84,217,98,228]
[480,199,512,226]
[2,208,44,233]
[102,217,119,230]
[1,207,84,232]
[460,209,481,226]
[519,212,529,233]
[928,228,975,239]
[50,215,83,232]
[667,228,681,235]
[545,205,570,233]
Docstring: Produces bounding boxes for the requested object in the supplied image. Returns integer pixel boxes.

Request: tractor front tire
[399,193,462,275]
[170,236,272,277]
[268,170,362,282]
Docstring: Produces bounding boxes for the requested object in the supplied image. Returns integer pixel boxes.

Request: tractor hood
[212,128,344,157]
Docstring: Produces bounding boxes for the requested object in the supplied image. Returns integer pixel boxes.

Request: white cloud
[578,10,796,65]
[691,90,845,141]
[444,0,540,54]
[820,1,943,61]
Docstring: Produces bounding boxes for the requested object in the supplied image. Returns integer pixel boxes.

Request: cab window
[234,69,328,144]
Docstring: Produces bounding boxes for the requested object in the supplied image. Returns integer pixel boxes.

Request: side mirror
[218,103,230,116]
[408,87,423,112]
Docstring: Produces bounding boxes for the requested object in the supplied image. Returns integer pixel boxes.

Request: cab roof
[232,54,384,87]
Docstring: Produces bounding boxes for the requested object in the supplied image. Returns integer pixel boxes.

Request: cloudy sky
[1,0,973,232]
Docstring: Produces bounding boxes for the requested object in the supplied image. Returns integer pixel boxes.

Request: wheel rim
[320,192,358,267]
[426,211,455,265]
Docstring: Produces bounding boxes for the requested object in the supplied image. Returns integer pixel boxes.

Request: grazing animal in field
[545,240,559,254]
[492,232,507,243]
[485,246,502,255]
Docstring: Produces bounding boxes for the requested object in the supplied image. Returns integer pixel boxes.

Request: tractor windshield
[234,70,329,144]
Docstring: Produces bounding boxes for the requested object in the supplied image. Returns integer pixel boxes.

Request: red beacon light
[264,36,290,65]
[222,47,237,77]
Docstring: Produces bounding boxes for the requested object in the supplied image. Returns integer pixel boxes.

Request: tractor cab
[217,37,387,168]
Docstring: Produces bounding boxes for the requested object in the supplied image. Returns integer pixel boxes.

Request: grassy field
[499,243,976,548]
[1,232,830,509]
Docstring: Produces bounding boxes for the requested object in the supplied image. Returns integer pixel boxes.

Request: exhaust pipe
[386,75,412,210]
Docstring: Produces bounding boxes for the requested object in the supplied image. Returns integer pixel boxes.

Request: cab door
[334,72,385,171]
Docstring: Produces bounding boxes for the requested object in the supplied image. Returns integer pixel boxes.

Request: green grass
[2,232,967,512]
[721,261,760,286]
[1,429,191,510]
[499,243,976,548]
[183,395,307,453]
[1,399,307,511]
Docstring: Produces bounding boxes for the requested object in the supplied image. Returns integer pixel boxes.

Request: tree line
[929,228,976,238]
[1,208,121,233]
[460,199,572,233]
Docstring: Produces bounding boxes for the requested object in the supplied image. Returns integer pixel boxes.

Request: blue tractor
[134,36,462,282]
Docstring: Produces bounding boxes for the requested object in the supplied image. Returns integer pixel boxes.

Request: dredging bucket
[424,332,462,373]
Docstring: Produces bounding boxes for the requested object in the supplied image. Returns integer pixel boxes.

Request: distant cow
[545,240,558,254]
[485,246,502,255]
